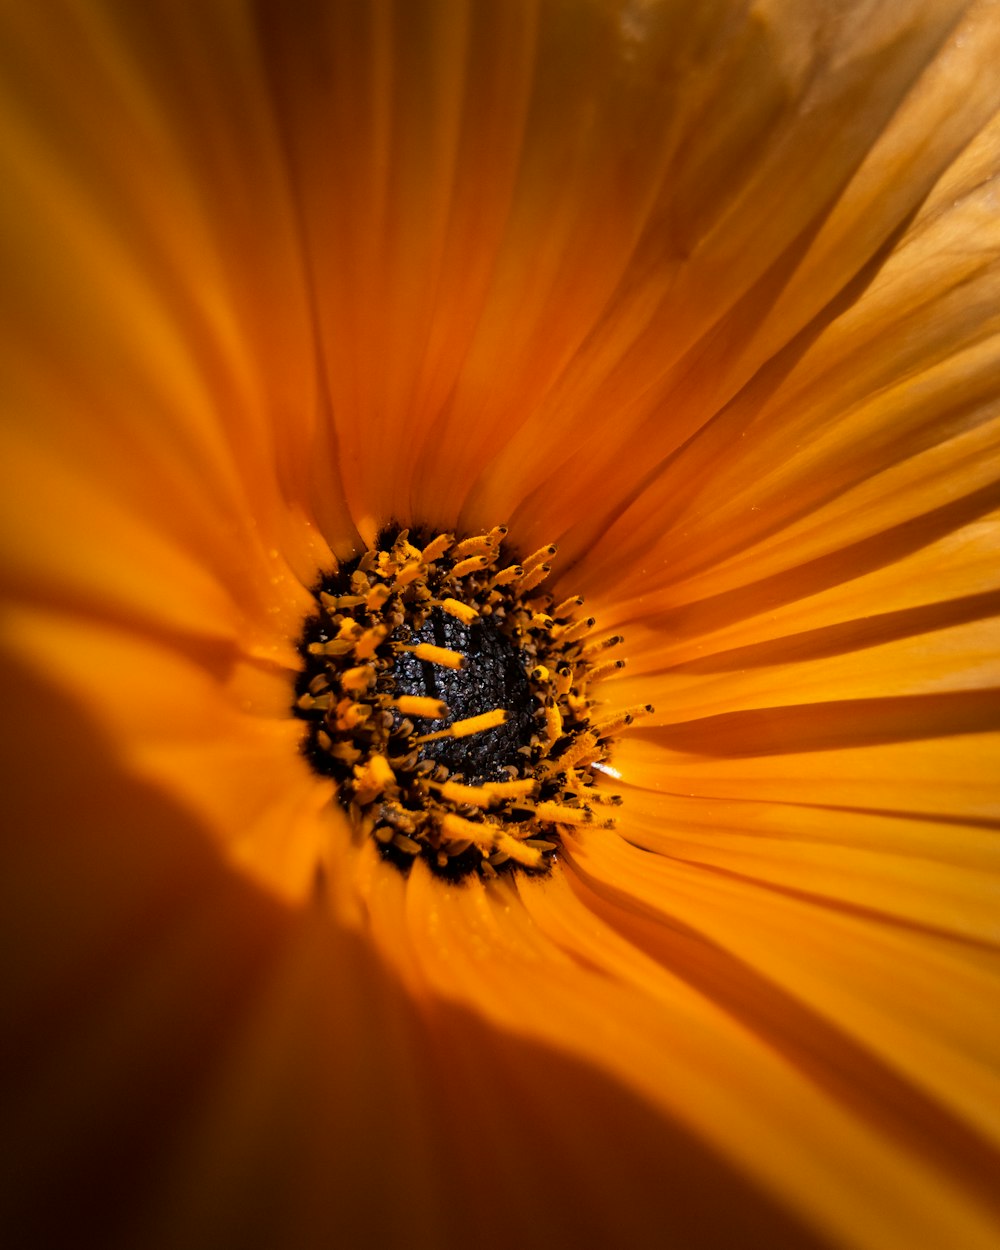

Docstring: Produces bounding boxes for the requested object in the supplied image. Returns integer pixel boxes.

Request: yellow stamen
[307,638,351,657]
[433,776,537,808]
[366,583,392,611]
[393,695,449,719]
[566,789,622,807]
[393,561,424,589]
[440,812,494,848]
[353,753,396,804]
[341,664,375,691]
[590,704,655,735]
[451,555,489,578]
[493,831,543,867]
[589,657,626,682]
[449,708,507,737]
[522,543,557,572]
[482,778,538,799]
[336,700,371,731]
[541,731,599,776]
[490,564,522,586]
[296,691,333,712]
[553,595,583,619]
[392,531,422,563]
[439,597,478,625]
[320,592,366,610]
[553,616,596,644]
[434,780,500,808]
[544,701,563,746]
[452,533,497,558]
[553,665,574,696]
[532,801,593,826]
[582,634,623,657]
[438,816,541,868]
[412,707,506,744]
[420,532,454,563]
[516,563,551,594]
[353,625,388,659]
[398,642,467,670]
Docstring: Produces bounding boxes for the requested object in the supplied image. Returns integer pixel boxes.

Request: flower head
[2,2,1000,1247]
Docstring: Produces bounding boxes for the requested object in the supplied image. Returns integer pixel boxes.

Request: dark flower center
[390,609,535,781]
[293,526,648,880]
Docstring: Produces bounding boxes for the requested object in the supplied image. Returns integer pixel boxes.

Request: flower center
[294,527,651,880]
[389,608,535,780]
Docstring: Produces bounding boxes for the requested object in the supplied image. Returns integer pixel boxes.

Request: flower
[2,1,999,1247]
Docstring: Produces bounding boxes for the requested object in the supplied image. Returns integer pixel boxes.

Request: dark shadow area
[0,648,833,1250]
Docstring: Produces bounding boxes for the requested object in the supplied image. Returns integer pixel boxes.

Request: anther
[353,626,388,660]
[421,532,454,563]
[553,595,584,619]
[336,701,371,731]
[516,563,552,594]
[397,642,468,670]
[392,561,424,589]
[452,533,498,558]
[321,592,366,610]
[392,531,422,563]
[590,704,655,735]
[366,583,392,611]
[412,707,506,744]
[531,801,593,826]
[340,664,375,691]
[553,616,597,644]
[491,564,522,587]
[589,657,627,681]
[541,731,599,776]
[308,639,353,657]
[582,634,624,657]
[438,597,479,625]
[451,555,489,578]
[493,831,544,868]
[430,776,538,807]
[544,701,563,746]
[393,695,450,720]
[353,754,395,804]
[522,544,558,572]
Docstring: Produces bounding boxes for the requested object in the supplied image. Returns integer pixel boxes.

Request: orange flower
[2,2,999,1247]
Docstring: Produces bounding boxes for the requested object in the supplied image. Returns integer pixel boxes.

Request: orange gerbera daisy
[2,2,999,1248]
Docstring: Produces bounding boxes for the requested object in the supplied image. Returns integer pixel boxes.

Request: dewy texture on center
[390,609,535,781]
[293,526,651,880]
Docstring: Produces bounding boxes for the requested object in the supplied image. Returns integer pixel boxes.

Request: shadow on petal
[0,650,830,1249]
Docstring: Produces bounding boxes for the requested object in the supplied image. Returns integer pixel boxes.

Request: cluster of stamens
[294,526,652,879]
